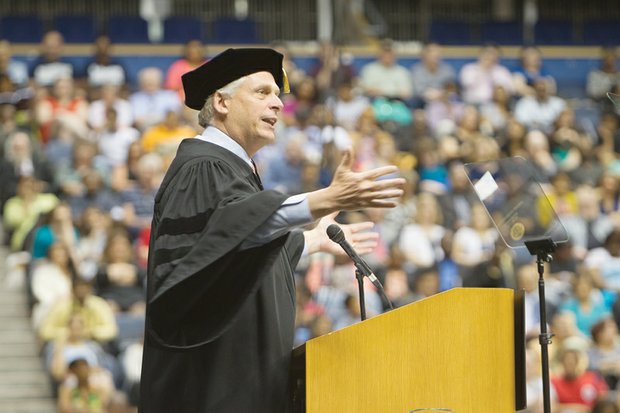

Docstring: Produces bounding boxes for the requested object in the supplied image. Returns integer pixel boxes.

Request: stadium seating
[212,17,260,44]
[162,16,204,44]
[106,15,150,43]
[534,19,574,45]
[429,20,474,45]
[480,20,523,45]
[54,15,98,43]
[0,15,44,43]
[583,19,620,46]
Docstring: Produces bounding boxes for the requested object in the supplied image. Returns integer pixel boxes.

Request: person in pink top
[164,39,207,102]
[459,43,515,106]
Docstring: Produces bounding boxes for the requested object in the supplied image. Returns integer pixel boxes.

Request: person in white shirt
[129,67,181,131]
[90,107,139,168]
[87,84,134,131]
[515,77,566,134]
[359,39,413,101]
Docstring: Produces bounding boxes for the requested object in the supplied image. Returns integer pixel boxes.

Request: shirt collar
[195,126,253,167]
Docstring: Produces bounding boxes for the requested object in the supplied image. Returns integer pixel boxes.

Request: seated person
[57,356,115,413]
[46,312,119,386]
[95,230,146,314]
[39,277,118,345]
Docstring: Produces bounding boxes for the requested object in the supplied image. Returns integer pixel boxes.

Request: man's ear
[212,91,230,116]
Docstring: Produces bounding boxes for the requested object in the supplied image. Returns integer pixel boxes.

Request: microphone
[326,223,383,290]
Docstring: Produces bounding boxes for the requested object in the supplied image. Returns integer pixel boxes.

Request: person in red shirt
[551,347,608,412]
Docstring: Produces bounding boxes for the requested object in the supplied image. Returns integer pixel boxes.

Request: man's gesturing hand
[307,149,406,220]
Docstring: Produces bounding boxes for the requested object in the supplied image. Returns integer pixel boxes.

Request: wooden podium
[290,288,526,412]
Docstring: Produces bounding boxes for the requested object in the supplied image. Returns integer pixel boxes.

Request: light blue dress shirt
[195,126,313,248]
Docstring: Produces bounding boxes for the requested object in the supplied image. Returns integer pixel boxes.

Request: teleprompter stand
[463,156,566,413]
[524,237,556,413]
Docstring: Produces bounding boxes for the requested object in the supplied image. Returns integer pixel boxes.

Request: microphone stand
[355,269,367,321]
[524,237,556,413]
[325,223,393,322]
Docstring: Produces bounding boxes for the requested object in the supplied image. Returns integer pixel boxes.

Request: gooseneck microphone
[326,224,393,310]
[327,224,382,289]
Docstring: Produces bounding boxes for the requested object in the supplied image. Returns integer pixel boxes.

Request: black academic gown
[138,138,305,413]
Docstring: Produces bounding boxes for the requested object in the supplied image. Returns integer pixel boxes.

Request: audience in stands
[95,230,146,315]
[84,35,128,97]
[56,356,115,413]
[55,139,111,199]
[0,40,28,88]
[2,28,620,411]
[587,47,620,105]
[552,346,609,411]
[30,202,80,261]
[30,241,76,328]
[325,80,370,132]
[459,43,515,106]
[139,110,195,154]
[515,76,567,134]
[117,153,161,235]
[90,107,140,169]
[410,42,456,108]
[34,76,88,144]
[88,84,134,131]
[588,318,620,393]
[39,276,118,344]
[359,39,413,102]
[129,67,181,131]
[29,31,76,88]
[0,130,54,208]
[512,45,556,97]
[3,175,58,252]
[559,269,611,337]
[164,39,206,102]
[310,41,356,101]
[479,84,512,134]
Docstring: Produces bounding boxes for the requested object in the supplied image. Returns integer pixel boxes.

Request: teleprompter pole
[525,238,556,413]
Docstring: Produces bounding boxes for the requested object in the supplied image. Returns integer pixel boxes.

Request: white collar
[195,126,253,167]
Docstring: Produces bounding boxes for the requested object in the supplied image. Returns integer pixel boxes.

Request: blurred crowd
[2,29,620,413]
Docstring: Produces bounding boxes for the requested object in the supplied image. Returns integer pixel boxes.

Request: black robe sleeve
[145,140,296,349]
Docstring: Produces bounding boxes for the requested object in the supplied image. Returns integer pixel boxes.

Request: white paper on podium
[473,171,499,202]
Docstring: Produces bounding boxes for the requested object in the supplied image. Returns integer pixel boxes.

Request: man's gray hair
[197,76,247,127]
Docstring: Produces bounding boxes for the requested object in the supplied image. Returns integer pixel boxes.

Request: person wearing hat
[138,48,405,413]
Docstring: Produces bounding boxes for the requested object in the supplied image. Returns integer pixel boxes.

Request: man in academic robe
[138,48,405,413]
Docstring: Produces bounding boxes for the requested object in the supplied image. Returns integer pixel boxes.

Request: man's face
[225,71,283,151]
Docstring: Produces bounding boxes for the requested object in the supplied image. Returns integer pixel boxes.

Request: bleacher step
[0,382,52,398]
[0,398,56,413]
[0,330,37,343]
[0,318,35,330]
[0,294,27,306]
[0,342,39,356]
[0,370,50,385]
[0,357,45,371]
[0,305,30,318]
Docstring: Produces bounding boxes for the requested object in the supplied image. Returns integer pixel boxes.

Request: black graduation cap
[182,48,290,110]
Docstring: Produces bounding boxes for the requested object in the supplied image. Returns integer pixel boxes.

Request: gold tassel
[282,68,290,94]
